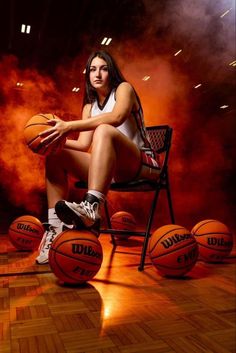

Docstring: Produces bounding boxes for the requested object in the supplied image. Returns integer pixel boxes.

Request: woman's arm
[40,82,136,145]
[64,104,93,151]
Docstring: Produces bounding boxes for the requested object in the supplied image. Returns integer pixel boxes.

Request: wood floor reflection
[0,234,235,353]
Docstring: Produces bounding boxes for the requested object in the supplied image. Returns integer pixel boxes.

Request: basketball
[48,229,103,284]
[23,113,66,156]
[149,224,199,277]
[8,215,44,251]
[110,211,136,238]
[191,219,233,263]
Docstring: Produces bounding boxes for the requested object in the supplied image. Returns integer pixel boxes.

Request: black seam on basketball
[111,221,136,227]
[9,231,42,239]
[153,262,196,270]
[194,232,232,237]
[9,229,43,239]
[149,227,188,253]
[150,241,198,260]
[50,247,102,266]
[11,220,42,228]
[52,253,90,282]
[50,249,80,282]
[38,114,51,119]
[25,122,51,130]
[52,236,101,248]
[9,237,25,248]
[197,243,231,252]
[9,236,36,249]
[192,220,217,234]
[50,251,98,282]
[27,135,41,146]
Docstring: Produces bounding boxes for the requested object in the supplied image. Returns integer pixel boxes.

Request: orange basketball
[191,219,233,262]
[23,113,65,156]
[48,229,103,284]
[110,211,136,238]
[8,215,44,251]
[149,224,199,277]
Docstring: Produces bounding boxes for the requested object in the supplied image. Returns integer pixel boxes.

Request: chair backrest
[146,125,172,153]
[146,125,173,173]
[146,125,173,163]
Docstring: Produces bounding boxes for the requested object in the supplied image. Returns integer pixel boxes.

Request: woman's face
[89,56,110,92]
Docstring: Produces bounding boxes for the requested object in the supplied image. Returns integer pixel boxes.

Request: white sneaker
[55,194,101,233]
[35,223,64,265]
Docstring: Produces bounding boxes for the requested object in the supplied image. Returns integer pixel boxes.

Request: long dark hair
[82,50,142,111]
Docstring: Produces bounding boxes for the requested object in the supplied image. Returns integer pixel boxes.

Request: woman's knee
[92,124,117,143]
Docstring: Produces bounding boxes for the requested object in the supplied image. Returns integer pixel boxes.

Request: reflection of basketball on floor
[110,211,136,238]
[191,219,233,263]
[49,229,103,284]
[23,113,65,156]
[8,215,44,251]
[149,224,199,277]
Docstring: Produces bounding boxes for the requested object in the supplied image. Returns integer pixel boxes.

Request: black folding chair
[75,125,175,271]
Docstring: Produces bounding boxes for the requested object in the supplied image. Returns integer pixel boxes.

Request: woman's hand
[39,118,71,148]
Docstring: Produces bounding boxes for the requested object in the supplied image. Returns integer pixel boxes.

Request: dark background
[0,0,235,233]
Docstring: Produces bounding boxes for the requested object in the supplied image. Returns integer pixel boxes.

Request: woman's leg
[56,124,142,228]
[36,148,91,264]
[89,124,141,193]
[46,148,91,207]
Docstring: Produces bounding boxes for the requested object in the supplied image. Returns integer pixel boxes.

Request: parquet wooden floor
[0,233,235,353]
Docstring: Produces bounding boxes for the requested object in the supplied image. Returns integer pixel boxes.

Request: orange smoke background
[0,43,235,233]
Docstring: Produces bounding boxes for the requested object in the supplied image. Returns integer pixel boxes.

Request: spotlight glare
[220,8,232,18]
[220,105,229,109]
[21,24,31,34]
[101,37,108,45]
[229,60,236,67]
[21,24,26,33]
[142,76,150,81]
[105,38,112,45]
[194,83,202,89]
[174,49,182,56]
[101,37,112,46]
[72,87,80,92]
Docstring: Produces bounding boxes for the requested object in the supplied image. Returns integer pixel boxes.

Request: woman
[36,50,161,264]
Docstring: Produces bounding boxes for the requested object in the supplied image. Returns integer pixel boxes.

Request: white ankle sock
[87,190,105,203]
[48,208,61,228]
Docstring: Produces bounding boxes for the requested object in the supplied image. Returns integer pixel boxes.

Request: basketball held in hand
[23,113,66,156]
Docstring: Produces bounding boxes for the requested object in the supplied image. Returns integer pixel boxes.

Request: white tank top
[90,88,150,150]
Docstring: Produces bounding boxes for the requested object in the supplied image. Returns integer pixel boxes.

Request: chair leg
[104,200,116,246]
[165,174,175,224]
[138,188,160,271]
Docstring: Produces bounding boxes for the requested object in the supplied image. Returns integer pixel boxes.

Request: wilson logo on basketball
[122,217,135,225]
[72,266,95,276]
[17,223,39,234]
[16,237,33,245]
[177,247,198,263]
[71,244,102,259]
[161,233,192,249]
[207,237,233,247]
